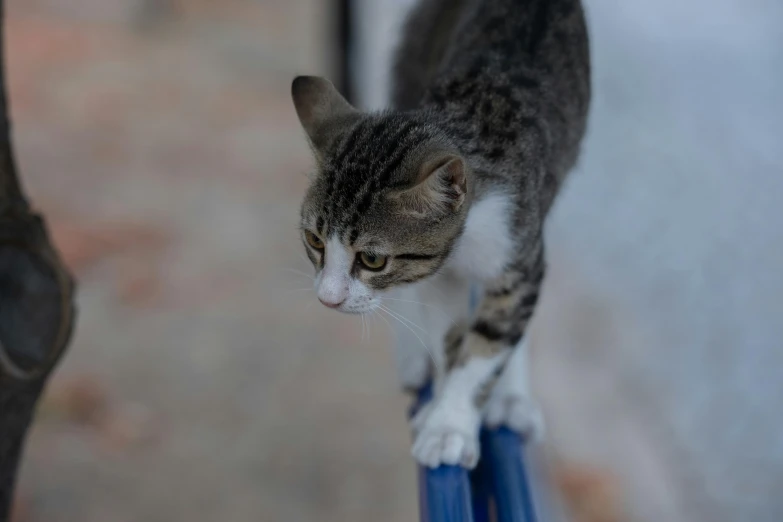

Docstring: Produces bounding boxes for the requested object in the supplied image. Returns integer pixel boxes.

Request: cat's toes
[411,404,480,469]
[413,430,479,469]
[484,389,545,441]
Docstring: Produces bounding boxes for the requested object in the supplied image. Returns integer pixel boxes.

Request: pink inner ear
[417,155,456,184]
[442,158,467,195]
[391,154,467,215]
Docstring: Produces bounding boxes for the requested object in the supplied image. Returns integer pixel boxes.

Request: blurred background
[8,0,783,521]
[10,1,416,521]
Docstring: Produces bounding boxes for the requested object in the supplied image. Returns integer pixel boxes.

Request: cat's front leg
[412,263,543,469]
[412,344,506,468]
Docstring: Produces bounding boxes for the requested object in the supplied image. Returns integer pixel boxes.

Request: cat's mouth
[319,299,379,316]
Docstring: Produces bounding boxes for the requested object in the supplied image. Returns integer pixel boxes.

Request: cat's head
[292,76,470,314]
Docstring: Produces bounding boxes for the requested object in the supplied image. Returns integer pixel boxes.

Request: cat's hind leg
[483,336,544,440]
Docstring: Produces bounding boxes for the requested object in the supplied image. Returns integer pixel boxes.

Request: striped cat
[292,0,590,468]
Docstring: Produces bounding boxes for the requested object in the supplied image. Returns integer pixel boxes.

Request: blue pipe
[418,463,476,522]
[411,383,475,522]
[412,386,540,522]
[469,438,492,522]
[481,428,538,522]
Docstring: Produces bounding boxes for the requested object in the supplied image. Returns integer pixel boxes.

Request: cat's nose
[318,296,345,309]
[317,273,348,309]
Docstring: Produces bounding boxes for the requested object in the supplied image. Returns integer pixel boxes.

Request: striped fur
[293,0,590,468]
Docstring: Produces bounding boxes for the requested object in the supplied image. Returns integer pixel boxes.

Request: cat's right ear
[291,76,358,156]
[390,154,468,218]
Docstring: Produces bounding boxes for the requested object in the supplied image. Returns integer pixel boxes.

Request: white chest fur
[446,192,514,282]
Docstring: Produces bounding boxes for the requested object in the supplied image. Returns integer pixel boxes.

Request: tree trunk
[0,1,76,519]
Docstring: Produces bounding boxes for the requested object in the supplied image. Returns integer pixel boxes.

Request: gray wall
[537,1,783,521]
[354,0,783,520]
[349,0,415,110]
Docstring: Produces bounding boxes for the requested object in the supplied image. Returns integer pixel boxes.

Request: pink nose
[319,297,344,309]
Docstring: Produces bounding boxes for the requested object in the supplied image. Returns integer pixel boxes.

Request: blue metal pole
[418,463,476,522]
[469,441,493,522]
[481,428,538,522]
[412,384,475,522]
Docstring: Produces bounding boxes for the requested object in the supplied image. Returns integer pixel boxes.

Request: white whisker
[286,288,313,294]
[373,310,395,345]
[297,253,314,267]
[378,304,428,333]
[381,296,456,326]
[421,279,453,305]
[283,267,315,281]
[378,305,439,370]
[375,308,393,333]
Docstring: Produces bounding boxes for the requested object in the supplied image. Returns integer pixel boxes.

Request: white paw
[483,387,545,441]
[411,402,480,469]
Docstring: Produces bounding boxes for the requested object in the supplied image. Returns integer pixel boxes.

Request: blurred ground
[9,1,416,521]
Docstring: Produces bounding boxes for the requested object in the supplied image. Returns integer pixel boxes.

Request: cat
[291,0,590,469]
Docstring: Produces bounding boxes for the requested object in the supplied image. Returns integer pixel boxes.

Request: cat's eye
[304,230,324,250]
[359,252,387,271]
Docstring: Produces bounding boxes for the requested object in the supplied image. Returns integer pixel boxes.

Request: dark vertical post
[0,1,76,519]
[0,2,24,215]
[335,0,354,104]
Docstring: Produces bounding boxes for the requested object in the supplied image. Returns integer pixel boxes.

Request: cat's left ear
[391,154,468,217]
[291,76,358,155]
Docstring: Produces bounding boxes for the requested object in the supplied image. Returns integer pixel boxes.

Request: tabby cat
[292,0,590,468]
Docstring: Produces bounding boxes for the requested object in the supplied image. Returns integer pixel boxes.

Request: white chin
[344,305,374,315]
[335,305,360,314]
